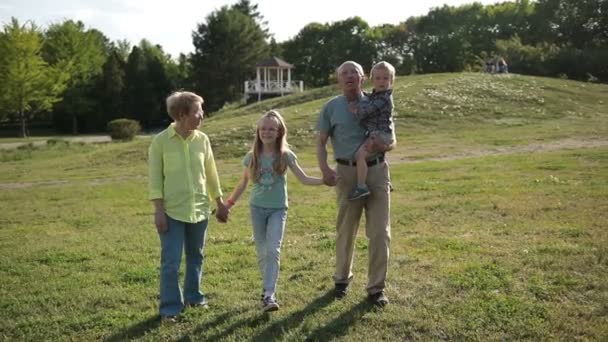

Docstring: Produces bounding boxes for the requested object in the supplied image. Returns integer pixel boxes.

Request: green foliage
[107,118,141,141]
[282,17,377,87]
[42,20,107,134]
[191,4,269,111]
[0,74,607,339]
[124,41,174,129]
[0,18,67,137]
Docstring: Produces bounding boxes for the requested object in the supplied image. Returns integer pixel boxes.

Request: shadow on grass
[250,289,336,341]
[303,299,376,341]
[177,310,248,341]
[181,311,270,341]
[103,315,160,342]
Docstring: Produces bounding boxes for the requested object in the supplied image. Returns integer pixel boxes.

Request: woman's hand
[215,202,229,223]
[155,210,168,234]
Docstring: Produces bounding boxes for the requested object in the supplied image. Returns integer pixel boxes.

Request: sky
[1,0,505,58]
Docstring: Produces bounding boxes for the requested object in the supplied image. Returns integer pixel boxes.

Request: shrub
[107,119,141,141]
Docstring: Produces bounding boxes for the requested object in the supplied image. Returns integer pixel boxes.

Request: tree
[0,18,67,137]
[191,5,268,112]
[282,17,376,86]
[94,49,126,126]
[43,20,107,134]
[232,0,270,38]
[123,41,174,129]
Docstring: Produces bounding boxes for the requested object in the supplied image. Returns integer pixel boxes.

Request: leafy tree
[123,41,174,129]
[232,0,270,38]
[94,49,126,126]
[283,17,376,87]
[43,20,107,134]
[369,23,415,75]
[191,5,268,111]
[530,0,607,48]
[0,18,67,137]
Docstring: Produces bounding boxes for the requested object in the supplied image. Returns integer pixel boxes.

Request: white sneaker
[262,295,279,312]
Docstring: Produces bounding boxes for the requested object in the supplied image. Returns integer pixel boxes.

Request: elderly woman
[148,91,229,322]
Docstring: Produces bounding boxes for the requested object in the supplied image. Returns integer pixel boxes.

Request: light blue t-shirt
[317,95,369,160]
[242,150,297,209]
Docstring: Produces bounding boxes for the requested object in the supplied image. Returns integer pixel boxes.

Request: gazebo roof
[255,56,294,68]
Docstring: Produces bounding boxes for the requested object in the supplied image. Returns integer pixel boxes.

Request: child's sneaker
[261,295,279,312]
[348,185,370,200]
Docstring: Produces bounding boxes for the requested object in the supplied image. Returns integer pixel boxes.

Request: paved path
[0,135,151,150]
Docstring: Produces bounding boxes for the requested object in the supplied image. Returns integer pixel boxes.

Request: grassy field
[1,73,607,340]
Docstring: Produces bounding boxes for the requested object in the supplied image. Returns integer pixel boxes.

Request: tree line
[0,0,605,137]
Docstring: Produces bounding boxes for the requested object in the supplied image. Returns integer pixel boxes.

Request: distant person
[497,58,508,74]
[485,59,495,73]
[317,61,395,307]
[347,61,396,200]
[225,110,323,312]
[148,91,229,323]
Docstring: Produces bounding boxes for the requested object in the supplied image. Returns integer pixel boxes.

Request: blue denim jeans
[250,205,287,294]
[158,215,208,316]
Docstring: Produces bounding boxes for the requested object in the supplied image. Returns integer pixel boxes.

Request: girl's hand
[155,210,168,234]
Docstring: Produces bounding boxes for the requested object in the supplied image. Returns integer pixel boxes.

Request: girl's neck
[261,143,275,155]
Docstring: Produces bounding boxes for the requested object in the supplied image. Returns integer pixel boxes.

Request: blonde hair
[248,110,289,182]
[166,91,203,120]
[371,61,396,82]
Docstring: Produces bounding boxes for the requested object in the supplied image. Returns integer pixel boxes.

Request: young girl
[226,110,323,312]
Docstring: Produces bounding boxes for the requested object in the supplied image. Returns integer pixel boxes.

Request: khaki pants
[334,161,391,295]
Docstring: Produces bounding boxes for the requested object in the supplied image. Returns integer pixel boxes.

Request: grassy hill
[1,73,607,340]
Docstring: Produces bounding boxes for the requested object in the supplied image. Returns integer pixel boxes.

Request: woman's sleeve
[204,136,223,200]
[148,137,164,200]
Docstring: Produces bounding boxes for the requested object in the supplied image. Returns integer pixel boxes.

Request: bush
[107,119,141,141]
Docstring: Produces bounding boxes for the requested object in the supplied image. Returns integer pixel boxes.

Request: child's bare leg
[355,140,370,187]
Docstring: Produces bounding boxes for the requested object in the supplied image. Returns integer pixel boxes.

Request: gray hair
[336,61,364,80]
[166,91,203,120]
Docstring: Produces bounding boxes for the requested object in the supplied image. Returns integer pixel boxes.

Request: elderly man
[316,61,394,307]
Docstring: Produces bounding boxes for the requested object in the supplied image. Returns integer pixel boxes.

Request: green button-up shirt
[148,124,223,223]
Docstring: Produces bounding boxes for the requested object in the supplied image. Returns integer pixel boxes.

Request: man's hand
[321,167,338,186]
[155,210,168,234]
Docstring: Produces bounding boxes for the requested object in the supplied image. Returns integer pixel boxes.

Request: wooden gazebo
[244,57,304,102]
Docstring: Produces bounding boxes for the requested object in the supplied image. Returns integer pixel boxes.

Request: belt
[336,155,384,167]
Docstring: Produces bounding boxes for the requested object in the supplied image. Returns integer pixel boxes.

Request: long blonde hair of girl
[248,110,289,182]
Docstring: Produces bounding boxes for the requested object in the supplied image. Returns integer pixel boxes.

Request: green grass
[1,73,607,340]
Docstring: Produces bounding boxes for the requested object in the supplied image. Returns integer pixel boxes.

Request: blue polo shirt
[317,95,368,160]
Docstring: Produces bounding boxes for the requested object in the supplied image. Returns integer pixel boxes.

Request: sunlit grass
[1,73,607,340]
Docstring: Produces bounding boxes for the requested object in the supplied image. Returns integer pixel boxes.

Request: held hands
[321,167,338,186]
[215,201,230,223]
